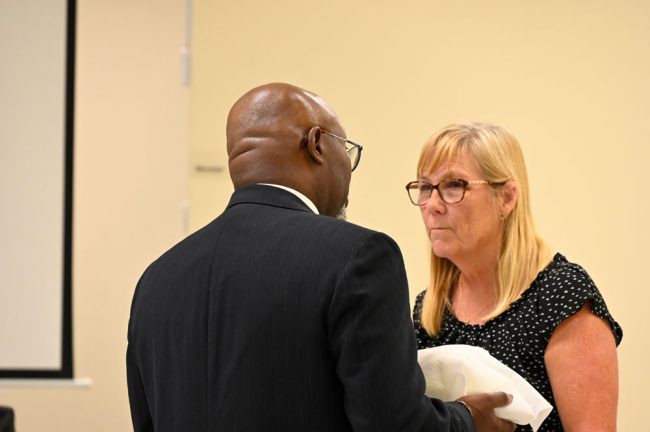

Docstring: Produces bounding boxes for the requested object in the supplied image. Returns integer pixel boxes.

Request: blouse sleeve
[535,258,623,347]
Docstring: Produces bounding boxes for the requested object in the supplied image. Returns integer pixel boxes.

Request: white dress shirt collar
[259,183,319,215]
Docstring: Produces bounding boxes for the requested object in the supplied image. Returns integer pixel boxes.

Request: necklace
[454,280,494,325]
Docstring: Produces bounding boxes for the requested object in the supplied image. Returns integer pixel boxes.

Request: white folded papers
[417,344,552,431]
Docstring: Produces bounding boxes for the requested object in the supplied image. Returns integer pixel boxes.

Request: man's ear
[305,126,325,165]
[500,181,519,218]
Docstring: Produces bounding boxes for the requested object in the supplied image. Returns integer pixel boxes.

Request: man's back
[128,185,444,431]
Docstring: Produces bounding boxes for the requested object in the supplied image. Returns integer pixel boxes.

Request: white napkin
[417,344,552,431]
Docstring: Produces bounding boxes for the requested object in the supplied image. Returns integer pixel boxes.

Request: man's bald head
[225,83,351,217]
[226,83,337,151]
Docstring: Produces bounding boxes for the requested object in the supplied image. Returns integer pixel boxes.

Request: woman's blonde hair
[418,122,553,335]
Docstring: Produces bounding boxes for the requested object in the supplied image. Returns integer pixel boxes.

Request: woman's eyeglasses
[405,179,502,205]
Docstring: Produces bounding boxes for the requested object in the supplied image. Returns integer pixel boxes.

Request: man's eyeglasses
[405,179,502,205]
[321,130,363,172]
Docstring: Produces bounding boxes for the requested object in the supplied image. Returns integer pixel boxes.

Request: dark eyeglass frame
[320,129,363,172]
[405,179,503,205]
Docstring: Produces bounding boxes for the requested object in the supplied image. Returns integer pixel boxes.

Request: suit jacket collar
[227,184,315,214]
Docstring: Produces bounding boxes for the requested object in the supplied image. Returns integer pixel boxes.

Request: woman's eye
[444,180,464,189]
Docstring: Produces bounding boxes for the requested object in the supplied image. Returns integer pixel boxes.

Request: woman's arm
[545,303,619,431]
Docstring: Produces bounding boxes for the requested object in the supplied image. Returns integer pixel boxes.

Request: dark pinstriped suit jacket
[127,184,474,431]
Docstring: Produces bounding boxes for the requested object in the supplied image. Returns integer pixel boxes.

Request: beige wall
[1,0,189,430]
[1,1,648,431]
[191,1,649,431]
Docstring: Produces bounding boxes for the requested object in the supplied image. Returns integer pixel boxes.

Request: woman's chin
[431,244,453,260]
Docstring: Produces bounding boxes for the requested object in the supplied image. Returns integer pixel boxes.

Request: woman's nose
[423,189,446,214]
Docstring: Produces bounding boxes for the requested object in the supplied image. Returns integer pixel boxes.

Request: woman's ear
[500,181,519,218]
[305,126,325,165]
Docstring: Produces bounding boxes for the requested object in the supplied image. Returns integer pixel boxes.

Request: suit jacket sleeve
[126,276,155,432]
[328,232,475,432]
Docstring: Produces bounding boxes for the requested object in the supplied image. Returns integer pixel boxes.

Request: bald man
[127,83,514,432]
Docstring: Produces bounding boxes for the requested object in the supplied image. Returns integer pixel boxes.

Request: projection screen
[0,0,74,379]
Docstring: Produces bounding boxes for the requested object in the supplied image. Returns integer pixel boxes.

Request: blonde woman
[407,122,622,431]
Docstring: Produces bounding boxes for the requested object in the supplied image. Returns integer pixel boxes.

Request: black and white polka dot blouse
[413,253,623,431]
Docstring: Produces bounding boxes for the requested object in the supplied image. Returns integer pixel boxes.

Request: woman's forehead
[420,149,479,177]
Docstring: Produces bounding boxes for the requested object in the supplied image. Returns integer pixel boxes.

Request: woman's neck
[452,264,499,325]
